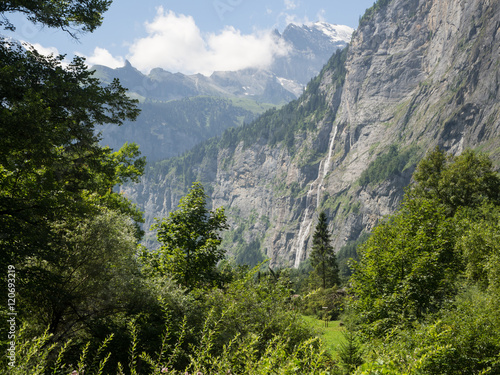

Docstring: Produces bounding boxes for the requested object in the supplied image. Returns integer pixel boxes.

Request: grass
[301,315,346,354]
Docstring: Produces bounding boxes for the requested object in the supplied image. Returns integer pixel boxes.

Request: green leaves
[149,182,229,289]
[0,0,112,35]
[351,198,458,334]
[347,148,500,372]
[0,21,143,346]
[411,147,500,215]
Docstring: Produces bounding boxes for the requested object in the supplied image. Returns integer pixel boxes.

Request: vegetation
[0,25,145,348]
[358,144,417,186]
[359,0,393,26]
[336,232,371,280]
[0,0,110,34]
[310,211,340,289]
[4,1,500,374]
[0,0,336,368]
[146,182,229,289]
[348,148,500,373]
[101,96,263,161]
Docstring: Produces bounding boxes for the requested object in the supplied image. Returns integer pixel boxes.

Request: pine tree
[310,211,340,289]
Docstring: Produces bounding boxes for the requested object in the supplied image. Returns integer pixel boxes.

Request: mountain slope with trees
[127,0,500,268]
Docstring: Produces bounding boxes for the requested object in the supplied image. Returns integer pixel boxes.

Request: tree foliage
[411,147,500,215]
[0,0,145,344]
[0,0,111,35]
[309,211,340,289]
[147,182,229,289]
[350,147,500,339]
[359,145,417,187]
[0,42,143,271]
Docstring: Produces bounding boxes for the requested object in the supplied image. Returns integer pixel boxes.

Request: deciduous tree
[148,182,229,289]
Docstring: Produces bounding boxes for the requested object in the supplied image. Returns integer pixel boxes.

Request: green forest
[2,1,500,374]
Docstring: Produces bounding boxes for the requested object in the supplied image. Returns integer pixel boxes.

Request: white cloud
[127,7,290,75]
[284,0,298,10]
[85,47,125,68]
[29,43,60,57]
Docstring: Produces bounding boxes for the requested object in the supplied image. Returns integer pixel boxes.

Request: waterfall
[316,125,338,207]
[293,124,338,268]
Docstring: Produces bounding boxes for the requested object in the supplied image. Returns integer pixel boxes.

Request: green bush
[300,287,345,321]
[4,266,337,374]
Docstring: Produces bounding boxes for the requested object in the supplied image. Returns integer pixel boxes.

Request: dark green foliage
[141,97,256,137]
[3,266,334,374]
[0,0,111,34]
[310,212,340,289]
[358,286,500,374]
[300,287,345,321]
[358,144,416,186]
[0,41,144,343]
[101,96,261,162]
[0,0,152,363]
[233,239,265,267]
[0,42,142,266]
[336,232,371,280]
[411,147,500,215]
[0,2,336,373]
[338,328,364,373]
[351,198,459,335]
[350,149,500,335]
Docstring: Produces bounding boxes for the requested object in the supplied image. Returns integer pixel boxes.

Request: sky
[3,0,376,75]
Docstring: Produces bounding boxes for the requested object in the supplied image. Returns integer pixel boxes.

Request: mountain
[93,22,353,103]
[99,97,273,163]
[95,22,353,162]
[271,22,353,86]
[124,0,500,267]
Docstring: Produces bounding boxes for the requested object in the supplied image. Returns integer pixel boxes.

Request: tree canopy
[0,0,145,342]
[350,148,500,337]
[0,0,111,35]
[147,182,229,289]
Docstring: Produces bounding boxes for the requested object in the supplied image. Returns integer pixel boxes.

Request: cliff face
[128,0,500,267]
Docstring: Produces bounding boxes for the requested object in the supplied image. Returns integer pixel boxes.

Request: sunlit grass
[301,315,345,354]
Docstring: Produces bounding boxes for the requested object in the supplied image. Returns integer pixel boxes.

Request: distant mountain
[99,97,273,163]
[94,22,353,162]
[92,22,353,104]
[270,22,353,86]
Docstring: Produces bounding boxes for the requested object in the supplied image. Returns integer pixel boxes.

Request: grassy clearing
[301,315,345,354]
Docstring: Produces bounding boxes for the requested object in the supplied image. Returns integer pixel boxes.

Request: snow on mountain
[309,22,354,44]
[270,22,353,86]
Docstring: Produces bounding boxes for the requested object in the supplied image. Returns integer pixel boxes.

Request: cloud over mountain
[126,8,290,75]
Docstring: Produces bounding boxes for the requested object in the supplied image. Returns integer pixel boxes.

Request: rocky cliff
[126,0,500,267]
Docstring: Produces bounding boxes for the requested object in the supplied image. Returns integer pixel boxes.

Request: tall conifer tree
[310,211,340,289]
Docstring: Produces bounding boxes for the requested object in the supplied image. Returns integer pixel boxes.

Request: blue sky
[4,0,376,75]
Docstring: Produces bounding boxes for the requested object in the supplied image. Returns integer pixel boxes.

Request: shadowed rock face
[125,0,500,267]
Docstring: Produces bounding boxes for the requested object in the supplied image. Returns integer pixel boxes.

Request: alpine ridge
[125,0,500,267]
